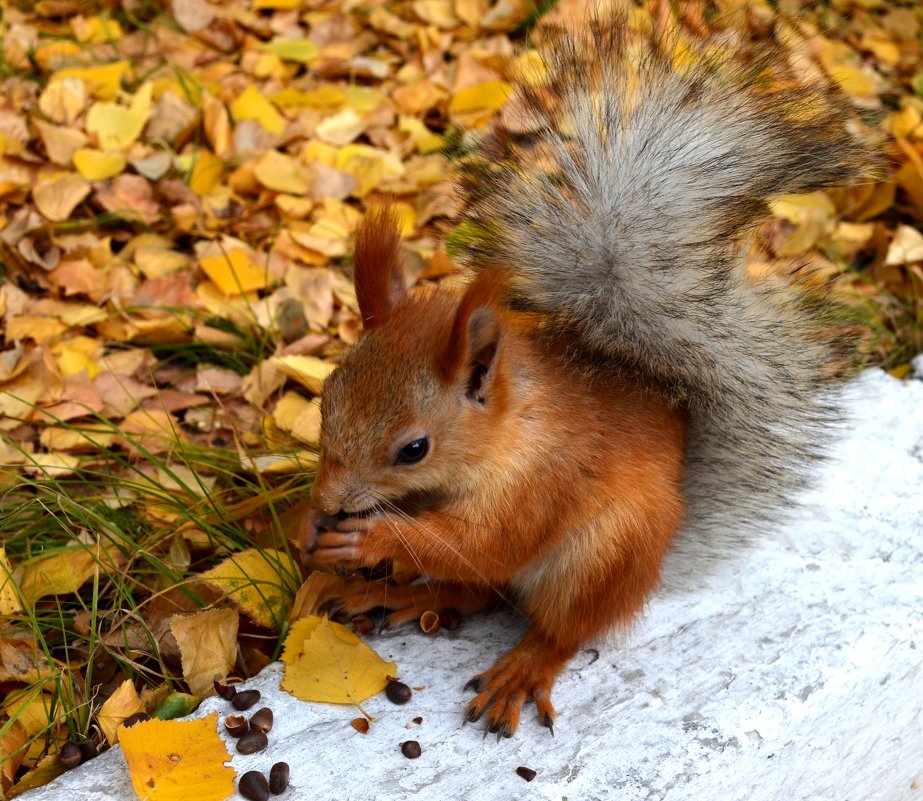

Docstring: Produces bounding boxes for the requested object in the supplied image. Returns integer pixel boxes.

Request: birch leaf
[281,614,396,706]
[119,713,235,801]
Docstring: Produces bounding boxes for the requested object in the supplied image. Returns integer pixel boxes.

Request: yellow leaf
[230,85,286,135]
[515,50,547,86]
[170,609,238,698]
[98,679,145,745]
[53,61,130,101]
[73,148,126,180]
[281,614,396,706]
[254,0,300,8]
[72,15,124,44]
[38,79,87,126]
[274,86,346,111]
[0,547,23,615]
[17,547,97,606]
[86,84,153,151]
[315,108,365,146]
[200,248,271,295]
[186,149,224,197]
[32,172,91,222]
[449,80,512,114]
[20,452,81,478]
[413,0,459,28]
[34,40,82,72]
[51,335,101,378]
[5,316,68,343]
[273,355,336,395]
[890,106,923,140]
[334,144,405,196]
[768,192,836,224]
[272,391,312,429]
[272,392,322,444]
[198,548,298,629]
[0,718,28,788]
[343,87,384,114]
[391,202,417,236]
[398,117,444,154]
[119,713,235,801]
[39,425,116,452]
[254,150,311,195]
[130,235,192,279]
[260,39,320,64]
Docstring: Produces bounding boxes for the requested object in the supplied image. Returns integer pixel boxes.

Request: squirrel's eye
[395,437,430,466]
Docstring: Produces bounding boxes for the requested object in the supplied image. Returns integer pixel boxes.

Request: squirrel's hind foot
[464,629,573,738]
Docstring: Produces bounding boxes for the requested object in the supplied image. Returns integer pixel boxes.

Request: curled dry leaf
[98,679,145,746]
[169,607,239,698]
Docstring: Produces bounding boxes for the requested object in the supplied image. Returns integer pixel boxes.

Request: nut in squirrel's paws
[463,648,558,738]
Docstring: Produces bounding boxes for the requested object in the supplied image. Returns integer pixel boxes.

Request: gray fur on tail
[458,20,869,551]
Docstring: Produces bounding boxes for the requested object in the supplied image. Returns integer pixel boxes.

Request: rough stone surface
[21,366,923,800]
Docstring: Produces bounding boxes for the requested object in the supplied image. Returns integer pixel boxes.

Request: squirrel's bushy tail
[458,19,869,549]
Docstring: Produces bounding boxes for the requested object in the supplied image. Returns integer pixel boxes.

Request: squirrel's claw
[462,646,559,738]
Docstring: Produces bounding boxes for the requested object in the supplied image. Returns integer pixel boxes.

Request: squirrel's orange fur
[308,208,686,736]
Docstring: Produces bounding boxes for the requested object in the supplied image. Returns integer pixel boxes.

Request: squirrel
[304,18,868,737]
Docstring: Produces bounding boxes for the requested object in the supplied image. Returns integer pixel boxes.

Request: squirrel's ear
[353,206,406,329]
[441,268,509,400]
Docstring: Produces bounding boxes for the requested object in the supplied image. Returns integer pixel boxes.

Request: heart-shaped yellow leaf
[281,614,396,706]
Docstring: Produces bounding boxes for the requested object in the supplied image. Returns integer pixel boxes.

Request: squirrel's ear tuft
[440,268,509,400]
[354,206,406,329]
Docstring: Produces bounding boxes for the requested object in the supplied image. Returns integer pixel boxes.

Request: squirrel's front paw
[307,514,384,568]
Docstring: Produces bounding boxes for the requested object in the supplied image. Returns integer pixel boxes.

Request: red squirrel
[305,19,867,737]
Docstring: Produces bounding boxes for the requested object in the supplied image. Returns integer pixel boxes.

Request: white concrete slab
[20,364,923,800]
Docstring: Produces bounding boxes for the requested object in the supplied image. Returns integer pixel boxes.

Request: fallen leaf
[261,39,320,64]
[414,0,459,28]
[0,547,23,615]
[886,225,923,265]
[32,172,90,222]
[19,452,81,478]
[288,572,346,621]
[38,78,87,125]
[119,713,235,801]
[315,108,366,146]
[94,174,160,224]
[52,62,130,101]
[16,546,98,606]
[199,248,272,295]
[272,355,336,394]
[281,614,396,707]
[73,148,126,180]
[198,548,298,629]
[230,85,285,136]
[0,719,28,793]
[253,150,311,195]
[98,679,146,746]
[85,85,152,151]
[170,608,238,698]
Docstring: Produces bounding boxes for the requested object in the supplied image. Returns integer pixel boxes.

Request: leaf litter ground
[1,0,922,796]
